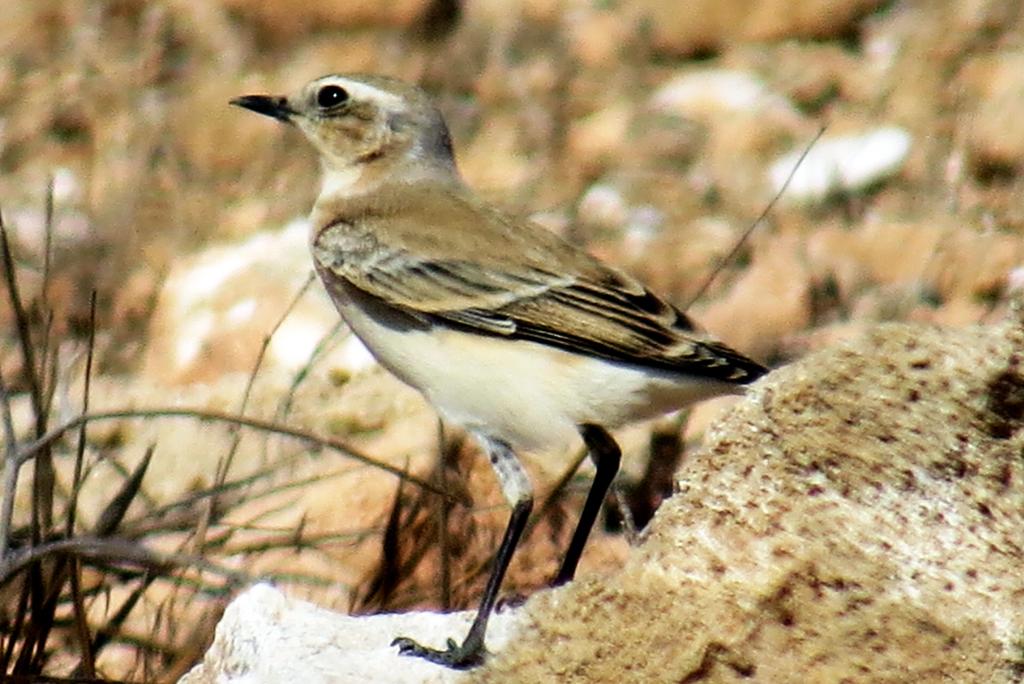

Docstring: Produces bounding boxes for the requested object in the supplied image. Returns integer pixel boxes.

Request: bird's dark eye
[317,85,349,109]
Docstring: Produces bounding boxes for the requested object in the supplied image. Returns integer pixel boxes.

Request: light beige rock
[806,218,1024,309]
[566,6,639,70]
[637,0,886,56]
[458,113,536,199]
[179,311,1024,683]
[142,218,374,385]
[214,0,433,38]
[697,233,811,360]
[474,311,1024,682]
[958,51,1024,174]
[178,583,523,684]
[565,102,634,180]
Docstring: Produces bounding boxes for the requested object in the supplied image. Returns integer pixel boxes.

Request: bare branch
[0,536,251,588]
[15,407,457,501]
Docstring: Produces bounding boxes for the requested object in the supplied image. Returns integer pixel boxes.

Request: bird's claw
[391,634,485,669]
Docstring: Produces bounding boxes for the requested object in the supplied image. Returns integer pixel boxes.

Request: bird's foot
[392,635,486,670]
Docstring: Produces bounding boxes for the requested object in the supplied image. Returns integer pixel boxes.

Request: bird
[231,73,768,669]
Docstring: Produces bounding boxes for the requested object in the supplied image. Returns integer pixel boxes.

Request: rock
[697,233,811,360]
[180,312,1024,683]
[805,218,1024,312]
[565,102,634,180]
[637,0,886,56]
[957,51,1024,175]
[769,126,912,204]
[142,218,375,385]
[178,583,523,684]
[650,69,800,125]
[214,0,434,40]
[2,168,91,260]
[576,183,630,232]
[458,113,535,199]
[1008,265,1024,296]
[565,5,640,70]
[768,42,860,111]
[475,312,1024,683]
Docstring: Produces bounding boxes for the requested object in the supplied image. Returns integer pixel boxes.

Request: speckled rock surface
[474,311,1024,683]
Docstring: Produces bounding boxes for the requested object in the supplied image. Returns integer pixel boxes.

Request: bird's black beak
[230,94,297,124]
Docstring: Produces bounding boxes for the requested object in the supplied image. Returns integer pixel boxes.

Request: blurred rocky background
[0,0,1022,680]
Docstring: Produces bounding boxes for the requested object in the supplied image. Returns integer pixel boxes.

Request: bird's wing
[312,214,764,382]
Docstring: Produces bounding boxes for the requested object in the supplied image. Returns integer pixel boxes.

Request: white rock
[178,584,523,684]
[650,69,800,122]
[52,166,81,204]
[769,126,912,204]
[5,207,92,257]
[621,205,665,257]
[5,167,91,256]
[1006,265,1024,294]
[577,183,629,229]
[143,218,375,384]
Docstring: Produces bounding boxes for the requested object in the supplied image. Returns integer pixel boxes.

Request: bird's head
[232,74,457,195]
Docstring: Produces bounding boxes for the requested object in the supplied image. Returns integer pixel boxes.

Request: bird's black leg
[393,437,533,669]
[552,424,621,587]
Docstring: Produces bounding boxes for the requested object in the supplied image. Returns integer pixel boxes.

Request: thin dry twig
[685,124,828,308]
[1,202,60,674]
[1,204,57,551]
[276,319,345,424]
[0,206,43,432]
[159,607,223,684]
[436,420,454,610]
[0,536,251,588]
[67,558,95,678]
[87,573,154,669]
[37,178,56,441]
[611,484,638,544]
[239,272,316,418]
[60,298,98,679]
[41,177,54,308]
[0,372,18,557]
[216,272,316,487]
[15,407,453,499]
[360,470,406,609]
[66,291,97,537]
[121,456,300,536]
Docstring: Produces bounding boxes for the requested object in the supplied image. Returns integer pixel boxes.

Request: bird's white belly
[330,291,733,452]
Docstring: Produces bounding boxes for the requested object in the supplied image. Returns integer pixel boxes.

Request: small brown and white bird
[232,74,767,669]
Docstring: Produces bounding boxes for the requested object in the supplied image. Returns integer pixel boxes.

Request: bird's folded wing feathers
[313,220,765,382]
